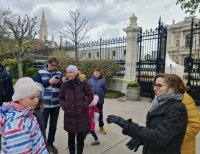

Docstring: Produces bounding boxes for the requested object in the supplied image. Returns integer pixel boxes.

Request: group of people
[0,57,200,154]
[0,57,107,154]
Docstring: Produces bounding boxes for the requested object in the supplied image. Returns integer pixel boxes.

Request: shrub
[127,81,140,87]
[2,56,35,79]
[24,67,39,79]
[57,56,120,87]
[2,58,18,79]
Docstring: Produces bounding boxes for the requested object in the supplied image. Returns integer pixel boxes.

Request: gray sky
[0,0,192,44]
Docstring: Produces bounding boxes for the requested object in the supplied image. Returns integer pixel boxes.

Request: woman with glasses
[107,73,188,154]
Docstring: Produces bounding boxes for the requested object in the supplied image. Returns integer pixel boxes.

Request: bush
[24,67,39,79]
[57,57,120,87]
[2,56,36,79]
[23,56,34,73]
[2,58,18,79]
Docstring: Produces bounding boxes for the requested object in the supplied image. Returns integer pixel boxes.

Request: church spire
[39,9,48,42]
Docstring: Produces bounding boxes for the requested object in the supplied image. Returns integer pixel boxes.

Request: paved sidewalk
[54,98,200,154]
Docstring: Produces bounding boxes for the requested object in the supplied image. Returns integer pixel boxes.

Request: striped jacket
[0,102,48,154]
[35,67,62,108]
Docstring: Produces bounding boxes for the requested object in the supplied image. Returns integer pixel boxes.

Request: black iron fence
[185,18,200,105]
[137,19,167,98]
[65,37,126,61]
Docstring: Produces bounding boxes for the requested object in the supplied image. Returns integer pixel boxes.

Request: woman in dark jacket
[107,73,188,154]
[59,65,94,154]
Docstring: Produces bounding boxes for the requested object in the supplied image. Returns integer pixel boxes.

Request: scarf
[149,92,183,113]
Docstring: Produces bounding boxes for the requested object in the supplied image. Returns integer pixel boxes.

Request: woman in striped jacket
[0,77,48,154]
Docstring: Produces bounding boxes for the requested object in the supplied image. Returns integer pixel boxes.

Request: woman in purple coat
[59,65,94,154]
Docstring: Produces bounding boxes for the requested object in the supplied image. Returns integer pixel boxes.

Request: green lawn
[105,90,125,99]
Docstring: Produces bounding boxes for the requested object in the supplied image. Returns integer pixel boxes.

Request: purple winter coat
[59,78,94,133]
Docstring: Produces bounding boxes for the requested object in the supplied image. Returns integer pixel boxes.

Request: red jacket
[88,106,99,131]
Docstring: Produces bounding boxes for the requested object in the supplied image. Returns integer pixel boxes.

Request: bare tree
[4,15,37,78]
[61,9,92,62]
[0,8,13,55]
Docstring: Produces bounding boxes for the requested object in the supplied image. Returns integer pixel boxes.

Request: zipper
[73,85,78,132]
[95,79,97,94]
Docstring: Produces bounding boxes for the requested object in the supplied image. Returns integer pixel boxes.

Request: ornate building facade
[167,17,200,65]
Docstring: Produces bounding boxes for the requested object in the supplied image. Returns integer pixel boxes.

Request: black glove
[126,138,142,152]
[106,115,126,127]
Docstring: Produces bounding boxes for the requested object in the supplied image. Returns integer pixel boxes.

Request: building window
[88,52,91,58]
[97,52,99,57]
[185,33,191,48]
[176,40,179,47]
[124,50,126,56]
[112,50,115,56]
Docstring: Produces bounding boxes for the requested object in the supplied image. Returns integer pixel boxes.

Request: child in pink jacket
[85,95,100,145]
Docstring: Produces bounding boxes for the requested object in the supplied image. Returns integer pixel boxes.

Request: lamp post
[45,40,48,59]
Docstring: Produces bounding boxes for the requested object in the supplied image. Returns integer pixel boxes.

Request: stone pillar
[124,13,139,81]
[119,13,139,94]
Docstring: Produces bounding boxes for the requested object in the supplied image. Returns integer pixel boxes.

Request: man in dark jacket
[0,64,14,106]
[88,68,107,134]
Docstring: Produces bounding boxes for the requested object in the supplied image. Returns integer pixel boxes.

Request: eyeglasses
[152,83,168,89]
[50,63,58,67]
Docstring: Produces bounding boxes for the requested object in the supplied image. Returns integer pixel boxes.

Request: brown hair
[153,73,186,94]
[36,98,44,112]
[48,57,59,65]
[94,68,101,72]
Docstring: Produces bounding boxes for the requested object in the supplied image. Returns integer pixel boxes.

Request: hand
[49,76,60,84]
[126,138,142,152]
[49,77,55,84]
[106,115,126,127]
[2,102,12,111]
[54,78,60,84]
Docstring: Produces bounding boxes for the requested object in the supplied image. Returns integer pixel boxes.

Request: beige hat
[12,77,42,101]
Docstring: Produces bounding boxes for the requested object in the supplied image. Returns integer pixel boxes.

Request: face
[66,70,76,80]
[93,71,101,78]
[153,77,169,96]
[48,62,58,71]
[18,93,40,110]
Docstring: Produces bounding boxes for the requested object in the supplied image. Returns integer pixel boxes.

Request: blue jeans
[84,130,98,140]
[43,106,60,145]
